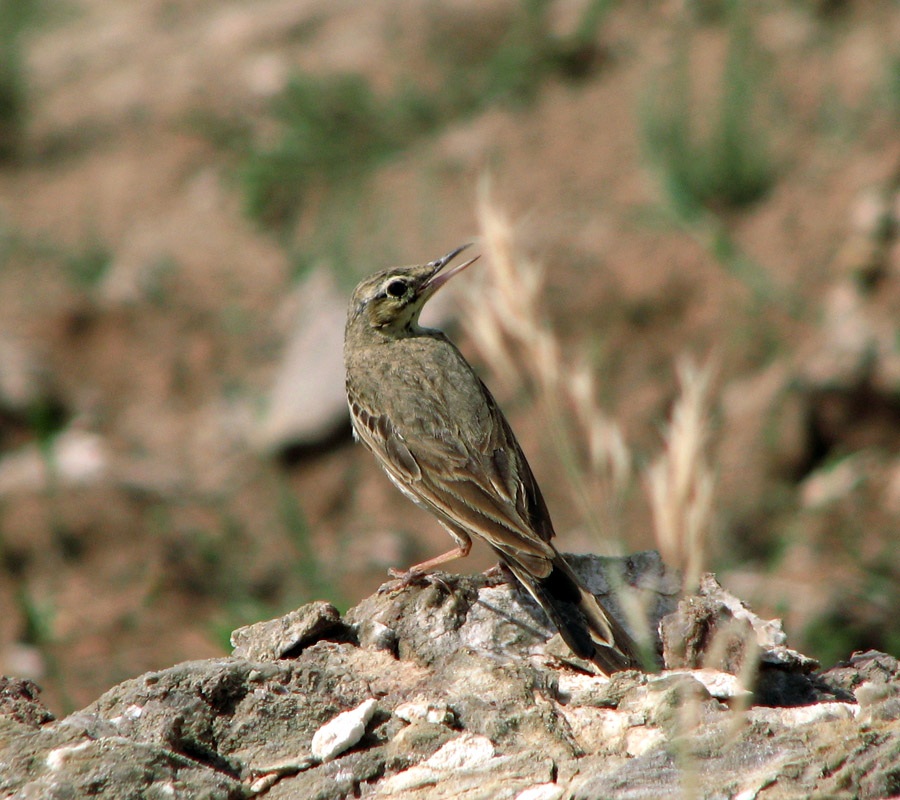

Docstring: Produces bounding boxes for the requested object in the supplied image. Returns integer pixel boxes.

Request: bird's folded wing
[348,392,556,571]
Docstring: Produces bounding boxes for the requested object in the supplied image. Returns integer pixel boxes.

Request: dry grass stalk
[674,682,703,800]
[646,357,715,592]
[464,179,633,548]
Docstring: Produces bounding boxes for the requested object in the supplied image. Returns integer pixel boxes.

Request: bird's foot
[379,568,452,594]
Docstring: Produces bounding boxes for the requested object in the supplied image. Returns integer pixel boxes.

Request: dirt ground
[0,0,898,713]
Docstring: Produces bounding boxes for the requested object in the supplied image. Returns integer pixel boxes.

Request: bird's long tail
[502,555,643,674]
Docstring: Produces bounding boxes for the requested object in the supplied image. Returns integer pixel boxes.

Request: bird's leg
[380,540,472,593]
[392,541,472,576]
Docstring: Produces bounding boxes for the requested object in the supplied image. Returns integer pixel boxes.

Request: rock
[0,676,55,727]
[799,451,867,508]
[348,549,676,672]
[0,692,246,799]
[311,697,378,762]
[377,734,555,799]
[659,573,830,706]
[394,699,455,725]
[0,427,109,494]
[0,335,46,413]
[1,554,897,799]
[820,650,900,704]
[660,572,816,668]
[255,267,350,454]
[515,785,566,800]
[230,600,346,660]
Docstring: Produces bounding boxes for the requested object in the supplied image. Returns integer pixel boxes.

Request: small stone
[555,673,615,707]
[394,700,454,726]
[249,773,280,794]
[748,702,858,729]
[665,668,753,700]
[851,188,891,239]
[356,619,398,653]
[515,783,565,800]
[799,455,865,508]
[422,733,495,770]
[0,676,55,726]
[230,601,343,660]
[625,725,666,757]
[558,706,630,754]
[311,698,378,762]
[854,680,894,708]
[855,681,900,722]
[255,267,349,453]
[0,428,108,494]
[0,335,44,412]
[624,673,711,730]
[46,741,92,771]
[381,733,497,793]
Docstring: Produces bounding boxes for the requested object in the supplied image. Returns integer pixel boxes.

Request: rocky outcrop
[1,551,897,799]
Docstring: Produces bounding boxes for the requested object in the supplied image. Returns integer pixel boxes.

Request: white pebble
[380,734,497,793]
[749,702,859,729]
[423,733,495,770]
[663,669,752,700]
[780,702,859,725]
[394,700,453,725]
[311,698,378,762]
[515,783,565,800]
[46,741,92,770]
[625,725,666,757]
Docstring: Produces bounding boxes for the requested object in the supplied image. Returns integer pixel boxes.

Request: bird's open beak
[422,243,480,295]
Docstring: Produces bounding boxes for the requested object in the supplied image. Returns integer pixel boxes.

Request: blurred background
[0,0,898,714]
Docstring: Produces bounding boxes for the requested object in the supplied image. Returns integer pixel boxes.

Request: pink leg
[382,540,472,590]
[395,540,472,574]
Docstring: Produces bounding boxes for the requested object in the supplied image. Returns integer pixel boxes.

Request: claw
[379,568,453,594]
[378,569,426,594]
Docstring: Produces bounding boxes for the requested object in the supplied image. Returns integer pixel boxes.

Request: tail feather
[502,554,641,674]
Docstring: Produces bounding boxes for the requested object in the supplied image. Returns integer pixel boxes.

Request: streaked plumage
[343,244,640,673]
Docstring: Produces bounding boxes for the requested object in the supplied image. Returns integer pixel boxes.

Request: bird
[343,243,641,673]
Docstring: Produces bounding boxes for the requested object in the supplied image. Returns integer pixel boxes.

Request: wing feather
[347,380,556,572]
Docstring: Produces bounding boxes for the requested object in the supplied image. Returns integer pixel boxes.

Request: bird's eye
[386,279,408,298]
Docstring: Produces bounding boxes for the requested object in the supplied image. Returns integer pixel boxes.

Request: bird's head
[346,244,479,339]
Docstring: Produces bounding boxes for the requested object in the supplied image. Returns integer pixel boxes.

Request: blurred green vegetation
[805,555,900,669]
[640,3,775,221]
[888,52,900,122]
[637,3,791,318]
[0,224,115,291]
[63,238,113,289]
[13,585,71,707]
[0,0,38,161]
[241,74,405,230]
[230,0,614,233]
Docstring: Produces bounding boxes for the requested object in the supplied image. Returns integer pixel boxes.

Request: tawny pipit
[344,244,640,673]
